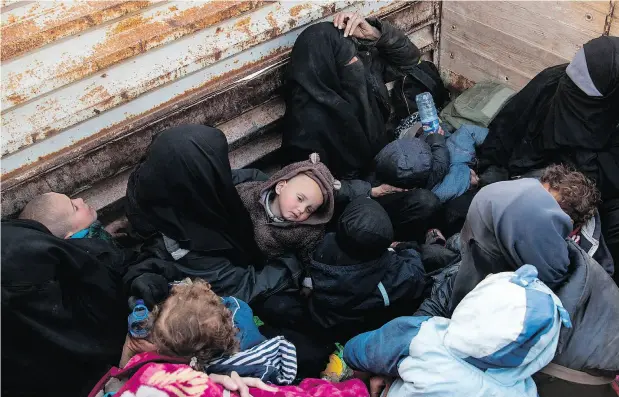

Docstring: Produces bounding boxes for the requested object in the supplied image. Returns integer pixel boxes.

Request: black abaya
[1,219,128,396]
[126,125,262,265]
[125,125,303,303]
[282,19,421,179]
[478,36,619,199]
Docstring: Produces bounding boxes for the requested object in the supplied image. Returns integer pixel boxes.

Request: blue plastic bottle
[128,299,150,339]
[415,92,440,134]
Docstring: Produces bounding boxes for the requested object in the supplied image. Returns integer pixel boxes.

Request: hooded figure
[306,198,426,342]
[281,19,421,180]
[374,134,450,191]
[419,179,619,393]
[125,125,302,304]
[235,154,337,264]
[478,36,619,200]
[1,219,128,396]
[343,265,571,397]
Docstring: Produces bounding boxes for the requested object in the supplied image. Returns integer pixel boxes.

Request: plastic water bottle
[128,299,150,339]
[415,92,440,134]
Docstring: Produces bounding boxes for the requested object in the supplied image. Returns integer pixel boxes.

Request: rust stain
[2,46,291,184]
[109,14,152,36]
[7,93,26,105]
[79,85,111,104]
[47,1,263,100]
[289,4,310,17]
[320,3,336,17]
[446,71,475,93]
[266,13,278,28]
[1,2,151,61]
[169,5,178,12]
[234,16,252,36]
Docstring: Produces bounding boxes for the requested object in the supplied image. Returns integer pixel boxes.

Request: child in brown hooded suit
[236,153,337,264]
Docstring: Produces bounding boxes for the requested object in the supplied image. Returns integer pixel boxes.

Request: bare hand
[437,126,445,136]
[333,12,381,40]
[119,334,157,367]
[371,184,408,198]
[208,372,277,397]
[105,216,130,238]
[370,375,394,397]
[469,168,480,189]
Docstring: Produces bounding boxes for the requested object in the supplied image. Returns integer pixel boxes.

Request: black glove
[129,273,170,309]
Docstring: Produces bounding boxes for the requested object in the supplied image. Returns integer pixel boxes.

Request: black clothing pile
[1,220,129,396]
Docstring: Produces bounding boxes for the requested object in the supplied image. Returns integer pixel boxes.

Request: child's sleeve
[335,179,372,205]
[343,316,430,377]
[424,133,450,189]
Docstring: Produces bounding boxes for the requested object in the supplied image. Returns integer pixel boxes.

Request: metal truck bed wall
[1,1,616,219]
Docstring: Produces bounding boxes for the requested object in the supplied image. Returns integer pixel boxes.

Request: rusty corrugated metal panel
[1,1,156,61]
[1,0,438,218]
[1,0,401,169]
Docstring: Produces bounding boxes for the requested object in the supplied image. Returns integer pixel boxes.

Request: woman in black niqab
[126,125,262,266]
[282,19,421,179]
[478,36,619,197]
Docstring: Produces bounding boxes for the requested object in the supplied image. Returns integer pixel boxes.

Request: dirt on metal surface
[4,1,264,106]
[1,1,440,218]
[1,1,152,61]
[1,48,290,190]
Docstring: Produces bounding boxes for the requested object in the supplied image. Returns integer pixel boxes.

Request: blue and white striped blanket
[205,336,298,385]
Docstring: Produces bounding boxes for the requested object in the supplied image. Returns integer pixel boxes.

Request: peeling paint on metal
[1,1,154,61]
[2,0,367,157]
[2,1,265,109]
[2,1,439,218]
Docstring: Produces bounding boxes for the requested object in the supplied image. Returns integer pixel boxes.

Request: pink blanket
[90,353,369,397]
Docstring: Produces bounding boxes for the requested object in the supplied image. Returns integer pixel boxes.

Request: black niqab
[479,36,619,199]
[282,22,392,179]
[126,125,262,265]
[543,36,619,151]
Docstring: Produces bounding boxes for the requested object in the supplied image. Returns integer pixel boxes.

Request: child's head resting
[149,278,239,366]
[18,192,97,239]
[540,164,600,227]
[264,153,337,225]
[272,172,324,222]
[336,197,394,260]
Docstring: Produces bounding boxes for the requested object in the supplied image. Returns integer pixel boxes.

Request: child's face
[50,193,98,237]
[275,174,324,222]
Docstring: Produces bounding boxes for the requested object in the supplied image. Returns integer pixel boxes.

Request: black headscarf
[1,219,127,396]
[543,36,619,150]
[479,36,619,198]
[281,22,392,179]
[126,125,262,265]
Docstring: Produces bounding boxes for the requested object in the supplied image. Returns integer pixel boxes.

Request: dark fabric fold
[1,219,128,396]
[126,125,262,265]
[281,19,420,179]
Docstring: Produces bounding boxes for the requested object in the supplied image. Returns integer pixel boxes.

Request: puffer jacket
[344,266,571,397]
[374,134,449,190]
[306,198,426,342]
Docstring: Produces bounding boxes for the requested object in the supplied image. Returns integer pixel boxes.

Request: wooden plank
[408,24,434,50]
[440,37,531,91]
[442,8,566,80]
[443,1,601,62]
[611,15,619,36]
[503,1,608,35]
